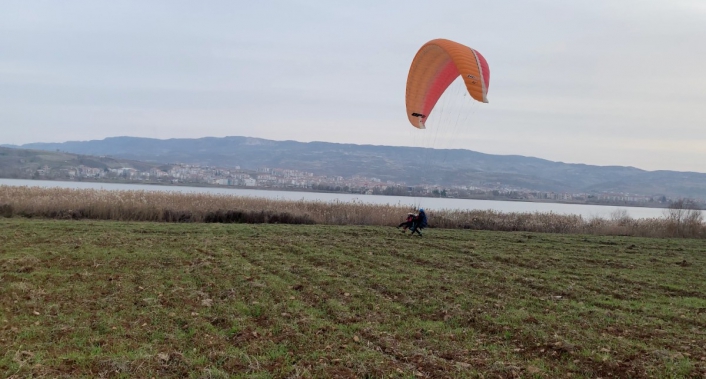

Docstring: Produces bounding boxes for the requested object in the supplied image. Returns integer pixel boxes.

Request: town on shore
[16,162,699,209]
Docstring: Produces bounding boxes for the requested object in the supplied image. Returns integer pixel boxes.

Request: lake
[0,178,678,219]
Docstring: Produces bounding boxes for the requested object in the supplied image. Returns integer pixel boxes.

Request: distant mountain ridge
[9,136,706,199]
[0,145,167,179]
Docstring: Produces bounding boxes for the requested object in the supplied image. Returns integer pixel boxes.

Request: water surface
[0,178,676,219]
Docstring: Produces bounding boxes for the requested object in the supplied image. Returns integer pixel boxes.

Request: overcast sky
[1,1,705,172]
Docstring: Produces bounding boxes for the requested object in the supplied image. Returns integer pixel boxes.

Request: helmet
[419,208,424,212]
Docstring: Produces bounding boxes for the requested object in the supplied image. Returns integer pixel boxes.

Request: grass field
[1,219,705,378]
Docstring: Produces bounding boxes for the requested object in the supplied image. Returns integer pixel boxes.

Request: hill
[0,146,168,180]
[7,136,706,199]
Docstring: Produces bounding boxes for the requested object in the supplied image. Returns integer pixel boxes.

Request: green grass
[1,219,705,378]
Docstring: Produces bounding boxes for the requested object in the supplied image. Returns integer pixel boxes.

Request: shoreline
[0,177,677,210]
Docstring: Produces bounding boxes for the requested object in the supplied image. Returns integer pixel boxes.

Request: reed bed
[1,185,704,238]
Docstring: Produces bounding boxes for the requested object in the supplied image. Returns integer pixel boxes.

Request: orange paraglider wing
[405,39,490,129]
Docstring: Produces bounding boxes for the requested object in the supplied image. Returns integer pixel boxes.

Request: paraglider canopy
[405,39,490,129]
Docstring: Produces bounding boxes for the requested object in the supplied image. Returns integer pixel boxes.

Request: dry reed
[1,185,704,238]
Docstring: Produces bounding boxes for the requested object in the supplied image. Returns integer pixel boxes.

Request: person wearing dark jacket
[409,208,427,236]
[397,212,416,232]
